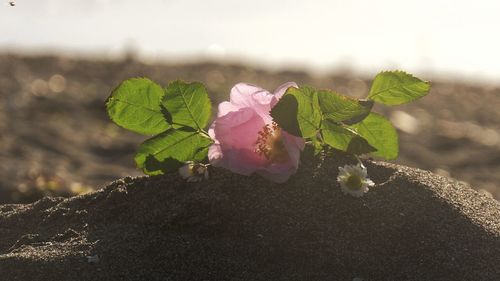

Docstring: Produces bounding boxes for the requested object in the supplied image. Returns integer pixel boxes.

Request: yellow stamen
[345,175,363,190]
[255,122,289,163]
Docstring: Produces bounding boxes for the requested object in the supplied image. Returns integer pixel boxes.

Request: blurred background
[0,0,499,203]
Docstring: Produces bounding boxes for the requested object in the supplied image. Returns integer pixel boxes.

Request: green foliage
[271,70,428,160]
[349,113,399,159]
[162,81,212,130]
[107,70,430,178]
[134,128,213,175]
[311,136,323,156]
[368,71,430,105]
[272,86,382,158]
[106,78,170,135]
[321,120,376,155]
[271,86,322,138]
[317,90,373,124]
[106,78,214,175]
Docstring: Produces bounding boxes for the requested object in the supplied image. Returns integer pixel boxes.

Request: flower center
[255,122,289,163]
[345,175,363,190]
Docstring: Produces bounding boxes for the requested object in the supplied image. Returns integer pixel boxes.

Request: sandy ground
[0,154,499,280]
[0,54,499,203]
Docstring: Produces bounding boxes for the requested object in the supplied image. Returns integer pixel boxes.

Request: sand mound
[1,155,499,281]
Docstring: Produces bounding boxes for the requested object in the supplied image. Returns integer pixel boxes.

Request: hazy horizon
[2,0,500,83]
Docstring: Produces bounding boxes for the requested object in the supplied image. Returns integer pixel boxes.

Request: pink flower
[208,82,305,183]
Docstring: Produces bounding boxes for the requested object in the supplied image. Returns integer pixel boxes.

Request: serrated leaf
[106,78,170,135]
[349,112,398,159]
[270,94,301,136]
[162,80,212,130]
[271,86,322,138]
[321,120,376,155]
[317,90,373,125]
[346,136,378,156]
[134,128,213,175]
[368,71,430,105]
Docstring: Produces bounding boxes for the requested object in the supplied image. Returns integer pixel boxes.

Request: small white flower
[179,161,209,182]
[337,163,374,197]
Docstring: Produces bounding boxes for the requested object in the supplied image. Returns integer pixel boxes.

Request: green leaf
[134,128,213,175]
[321,120,376,155]
[162,80,212,130]
[317,90,373,125]
[106,78,170,135]
[368,71,430,105]
[349,112,398,159]
[271,94,301,136]
[311,136,323,156]
[271,86,322,138]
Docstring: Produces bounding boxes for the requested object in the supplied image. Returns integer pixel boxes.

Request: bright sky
[1,0,500,82]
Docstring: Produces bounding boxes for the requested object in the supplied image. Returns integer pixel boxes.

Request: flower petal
[213,107,266,150]
[271,82,298,106]
[211,147,264,176]
[337,163,373,197]
[209,107,268,175]
[225,149,264,175]
[208,143,223,163]
[208,82,304,183]
[208,125,219,144]
[217,101,240,117]
[230,83,269,107]
[281,131,305,169]
[230,83,274,122]
[257,168,294,183]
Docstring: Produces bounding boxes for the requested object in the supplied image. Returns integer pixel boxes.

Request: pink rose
[208,82,305,183]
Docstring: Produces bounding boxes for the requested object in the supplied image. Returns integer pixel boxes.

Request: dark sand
[1,154,499,281]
